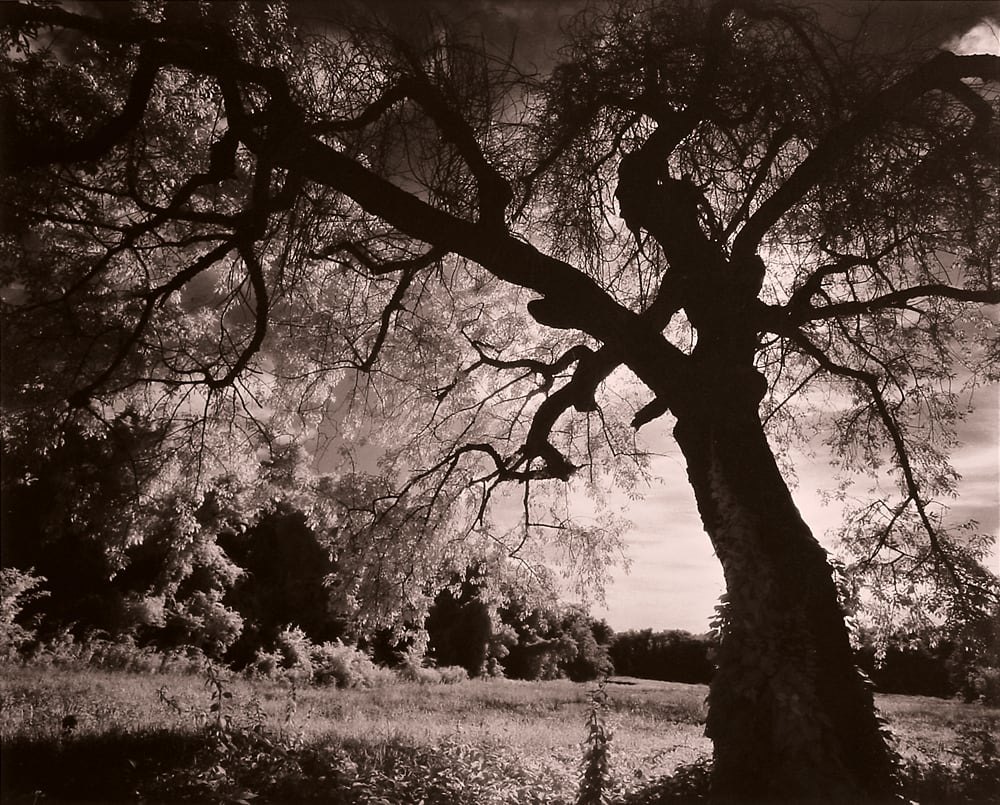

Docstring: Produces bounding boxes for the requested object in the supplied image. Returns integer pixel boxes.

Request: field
[1,666,998,803]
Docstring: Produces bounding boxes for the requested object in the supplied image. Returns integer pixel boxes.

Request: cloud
[945,18,1000,55]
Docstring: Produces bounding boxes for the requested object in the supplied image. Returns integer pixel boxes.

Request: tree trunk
[673,394,901,803]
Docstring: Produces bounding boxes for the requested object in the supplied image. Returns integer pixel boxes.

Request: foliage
[0,566,46,659]
[900,724,1000,805]
[617,759,713,804]
[396,660,471,686]
[501,602,614,682]
[221,505,348,667]
[247,626,394,689]
[852,614,1000,705]
[610,630,716,685]
[4,665,997,804]
[5,663,1000,804]
[308,640,396,689]
[426,566,503,677]
[25,631,207,675]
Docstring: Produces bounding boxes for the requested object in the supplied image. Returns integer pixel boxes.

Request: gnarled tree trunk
[674,394,901,802]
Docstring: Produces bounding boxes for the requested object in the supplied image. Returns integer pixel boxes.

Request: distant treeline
[609,629,715,684]
[605,627,998,704]
[1,413,995,699]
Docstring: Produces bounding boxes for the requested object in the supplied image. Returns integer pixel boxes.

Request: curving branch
[65,240,236,407]
[205,238,270,391]
[355,248,445,372]
[792,284,1000,324]
[394,67,513,227]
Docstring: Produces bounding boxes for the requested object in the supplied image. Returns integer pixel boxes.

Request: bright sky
[589,387,999,633]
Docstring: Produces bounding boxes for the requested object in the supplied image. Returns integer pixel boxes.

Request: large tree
[2,0,998,800]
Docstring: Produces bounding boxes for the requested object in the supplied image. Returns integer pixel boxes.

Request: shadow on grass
[1,730,206,803]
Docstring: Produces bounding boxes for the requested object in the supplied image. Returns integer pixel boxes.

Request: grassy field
[1,666,998,803]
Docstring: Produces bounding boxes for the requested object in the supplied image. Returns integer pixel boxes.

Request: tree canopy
[2,1,998,799]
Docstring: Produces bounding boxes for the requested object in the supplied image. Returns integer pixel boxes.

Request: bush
[609,630,715,684]
[311,640,393,688]
[248,628,393,688]
[396,650,470,685]
[437,665,470,684]
[0,567,47,660]
[960,666,1000,706]
[273,625,314,680]
[617,759,712,804]
[22,630,207,675]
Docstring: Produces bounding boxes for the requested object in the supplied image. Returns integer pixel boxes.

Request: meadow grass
[1,666,997,803]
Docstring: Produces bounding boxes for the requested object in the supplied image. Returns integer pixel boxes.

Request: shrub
[248,647,284,679]
[578,686,612,805]
[617,759,712,804]
[960,666,1000,706]
[0,567,47,660]
[22,630,207,675]
[273,625,315,681]
[396,649,469,685]
[247,629,393,688]
[311,640,393,688]
[437,665,470,685]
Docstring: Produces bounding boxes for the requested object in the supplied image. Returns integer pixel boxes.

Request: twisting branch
[305,241,447,372]
[787,255,870,315]
[205,238,269,391]
[67,240,237,407]
[391,61,514,227]
[517,344,623,480]
[313,241,446,276]
[722,125,795,241]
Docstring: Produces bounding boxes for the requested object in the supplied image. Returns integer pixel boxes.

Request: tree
[1,409,170,637]
[221,503,348,667]
[2,0,998,799]
[425,565,499,677]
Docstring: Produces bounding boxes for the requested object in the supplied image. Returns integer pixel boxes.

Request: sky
[301,1,1000,634]
[589,388,999,633]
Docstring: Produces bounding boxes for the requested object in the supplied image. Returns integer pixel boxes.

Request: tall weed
[578,683,613,805]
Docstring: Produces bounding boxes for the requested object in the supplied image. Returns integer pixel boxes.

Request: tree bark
[673,388,901,803]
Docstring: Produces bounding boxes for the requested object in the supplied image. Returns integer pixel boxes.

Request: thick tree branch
[518,344,622,480]
[395,69,513,227]
[8,1,703,438]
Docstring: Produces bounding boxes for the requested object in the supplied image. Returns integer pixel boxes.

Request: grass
[1,666,997,803]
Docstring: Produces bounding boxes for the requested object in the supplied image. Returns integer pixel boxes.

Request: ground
[1,667,997,802]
